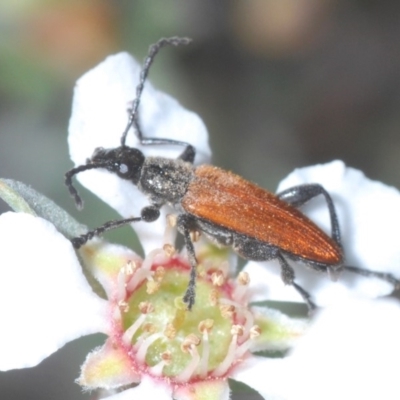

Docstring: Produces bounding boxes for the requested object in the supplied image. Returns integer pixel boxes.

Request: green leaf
[0,178,87,239]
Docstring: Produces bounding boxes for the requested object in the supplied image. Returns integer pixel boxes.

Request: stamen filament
[235,325,261,358]
[122,314,147,345]
[212,325,243,377]
[199,330,210,378]
[175,345,200,383]
[150,351,172,376]
[117,268,128,301]
[126,249,164,291]
[136,333,163,363]
[241,308,255,339]
[198,319,213,377]
[232,271,250,303]
[235,340,252,358]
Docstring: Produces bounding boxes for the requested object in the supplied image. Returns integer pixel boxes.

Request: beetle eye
[119,163,129,174]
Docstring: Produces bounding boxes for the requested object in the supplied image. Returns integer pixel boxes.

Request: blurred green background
[1,0,400,399]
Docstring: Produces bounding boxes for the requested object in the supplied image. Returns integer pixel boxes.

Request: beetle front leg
[71,205,161,249]
[177,144,195,163]
[177,214,198,310]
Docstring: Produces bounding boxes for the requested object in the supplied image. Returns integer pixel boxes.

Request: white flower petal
[0,212,107,370]
[245,260,308,304]
[68,52,210,253]
[78,240,143,298]
[247,161,400,305]
[235,298,400,400]
[105,376,172,400]
[232,356,287,400]
[245,259,354,305]
[251,306,308,352]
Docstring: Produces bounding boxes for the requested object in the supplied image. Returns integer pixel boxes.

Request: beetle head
[90,146,145,184]
[65,145,145,210]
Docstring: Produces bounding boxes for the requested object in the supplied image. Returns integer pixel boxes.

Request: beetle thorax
[139,157,194,205]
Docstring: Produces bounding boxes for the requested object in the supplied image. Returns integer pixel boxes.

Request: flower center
[113,247,259,383]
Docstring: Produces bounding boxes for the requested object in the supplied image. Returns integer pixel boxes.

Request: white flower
[1,49,400,400]
[0,211,306,399]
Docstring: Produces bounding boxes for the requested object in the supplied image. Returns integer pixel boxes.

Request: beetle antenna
[65,163,106,210]
[120,36,192,147]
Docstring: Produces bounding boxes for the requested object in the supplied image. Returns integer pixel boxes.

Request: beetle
[65,36,400,311]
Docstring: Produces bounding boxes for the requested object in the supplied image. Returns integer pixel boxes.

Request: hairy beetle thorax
[139,157,195,205]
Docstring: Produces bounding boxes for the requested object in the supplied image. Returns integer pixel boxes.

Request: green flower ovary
[121,267,233,377]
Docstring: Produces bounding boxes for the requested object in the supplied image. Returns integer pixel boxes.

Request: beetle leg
[345,266,400,289]
[177,214,198,310]
[278,185,400,290]
[278,184,343,280]
[177,145,195,163]
[119,36,195,163]
[230,233,316,311]
[71,205,161,249]
[132,135,195,163]
[71,216,142,249]
[277,184,342,249]
[292,282,317,313]
[277,254,317,312]
[121,37,191,146]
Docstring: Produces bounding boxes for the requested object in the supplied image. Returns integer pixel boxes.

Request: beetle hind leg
[344,265,400,289]
[277,184,342,249]
[120,37,195,163]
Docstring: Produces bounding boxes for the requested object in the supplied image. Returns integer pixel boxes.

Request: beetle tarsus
[292,282,317,313]
[177,214,199,310]
[71,216,142,249]
[183,266,196,310]
[344,265,400,289]
[277,254,317,312]
[71,236,86,249]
